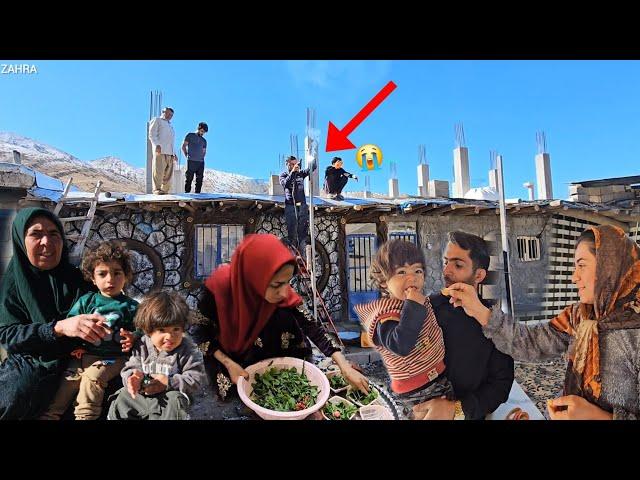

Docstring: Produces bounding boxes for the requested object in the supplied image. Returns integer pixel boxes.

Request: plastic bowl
[237,357,330,420]
[322,396,358,421]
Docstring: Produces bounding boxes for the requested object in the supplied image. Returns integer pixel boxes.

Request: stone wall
[61,204,616,325]
[63,206,346,320]
[254,211,343,318]
[407,213,552,322]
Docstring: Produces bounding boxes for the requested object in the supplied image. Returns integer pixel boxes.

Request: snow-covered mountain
[0,132,81,163]
[89,156,145,184]
[0,132,268,194]
[89,155,268,194]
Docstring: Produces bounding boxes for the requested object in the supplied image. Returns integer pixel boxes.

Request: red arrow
[325,81,397,152]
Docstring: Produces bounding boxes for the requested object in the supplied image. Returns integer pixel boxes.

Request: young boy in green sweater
[40,240,140,420]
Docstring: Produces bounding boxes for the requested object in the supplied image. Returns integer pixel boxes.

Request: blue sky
[1,60,639,198]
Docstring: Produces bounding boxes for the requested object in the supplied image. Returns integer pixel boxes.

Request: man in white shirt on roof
[148,107,177,195]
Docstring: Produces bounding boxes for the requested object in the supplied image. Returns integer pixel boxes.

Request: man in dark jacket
[279,155,317,253]
[418,231,514,420]
[324,156,357,201]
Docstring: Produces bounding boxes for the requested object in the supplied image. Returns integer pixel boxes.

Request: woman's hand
[331,351,369,393]
[127,370,144,399]
[119,329,136,352]
[341,364,370,394]
[447,283,491,326]
[227,361,249,385]
[214,349,249,384]
[53,314,111,344]
[547,395,613,420]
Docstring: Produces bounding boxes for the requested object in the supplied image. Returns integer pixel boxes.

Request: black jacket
[429,293,514,419]
[279,162,316,205]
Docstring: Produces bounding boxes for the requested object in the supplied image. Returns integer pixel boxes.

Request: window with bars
[194,224,244,279]
[516,236,541,262]
[389,232,417,244]
[347,234,378,292]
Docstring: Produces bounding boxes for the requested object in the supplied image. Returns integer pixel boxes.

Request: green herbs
[347,386,379,405]
[329,374,348,389]
[323,400,357,420]
[251,367,319,412]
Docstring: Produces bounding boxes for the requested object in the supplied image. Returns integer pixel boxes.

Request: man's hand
[155,145,161,154]
[412,397,456,420]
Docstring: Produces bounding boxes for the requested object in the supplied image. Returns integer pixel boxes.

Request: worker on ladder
[279,155,317,253]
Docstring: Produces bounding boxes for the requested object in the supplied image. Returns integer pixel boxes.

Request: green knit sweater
[68,291,140,357]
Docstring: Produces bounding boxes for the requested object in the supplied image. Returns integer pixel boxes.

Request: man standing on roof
[279,155,317,253]
[148,107,177,195]
[182,122,208,194]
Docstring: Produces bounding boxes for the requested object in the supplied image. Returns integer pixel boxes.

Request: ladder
[54,177,103,264]
[286,243,344,348]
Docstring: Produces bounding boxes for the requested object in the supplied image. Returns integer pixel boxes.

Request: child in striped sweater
[354,239,457,419]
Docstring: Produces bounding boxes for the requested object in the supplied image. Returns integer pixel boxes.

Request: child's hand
[127,370,144,399]
[405,286,426,305]
[145,374,169,395]
[119,329,136,352]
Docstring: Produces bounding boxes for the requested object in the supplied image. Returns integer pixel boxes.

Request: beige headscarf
[549,225,640,400]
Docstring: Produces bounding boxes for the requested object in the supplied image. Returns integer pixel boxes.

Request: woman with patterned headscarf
[189,233,370,402]
[446,225,640,419]
[0,208,110,420]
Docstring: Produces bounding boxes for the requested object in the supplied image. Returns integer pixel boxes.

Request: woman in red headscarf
[447,225,640,420]
[191,234,370,401]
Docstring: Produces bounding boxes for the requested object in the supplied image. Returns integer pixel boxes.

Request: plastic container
[325,370,349,394]
[237,357,330,420]
[322,396,358,421]
[346,385,381,407]
[359,404,394,420]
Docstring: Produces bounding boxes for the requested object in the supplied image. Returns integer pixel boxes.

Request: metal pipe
[496,155,515,317]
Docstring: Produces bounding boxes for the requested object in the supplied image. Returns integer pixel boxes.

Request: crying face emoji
[356,144,383,171]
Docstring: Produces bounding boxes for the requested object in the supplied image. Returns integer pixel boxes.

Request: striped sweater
[355,297,446,394]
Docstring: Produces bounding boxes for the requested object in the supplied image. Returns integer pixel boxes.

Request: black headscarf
[0,207,88,328]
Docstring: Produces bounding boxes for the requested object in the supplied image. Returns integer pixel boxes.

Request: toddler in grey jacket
[108,291,206,420]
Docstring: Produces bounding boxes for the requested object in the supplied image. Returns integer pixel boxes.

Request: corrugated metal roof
[7,162,638,219]
[571,175,640,187]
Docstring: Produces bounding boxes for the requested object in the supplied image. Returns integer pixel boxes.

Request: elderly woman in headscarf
[446,225,640,419]
[190,233,370,402]
[0,208,111,420]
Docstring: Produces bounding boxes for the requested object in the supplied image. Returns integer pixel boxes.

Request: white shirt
[148,116,176,155]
